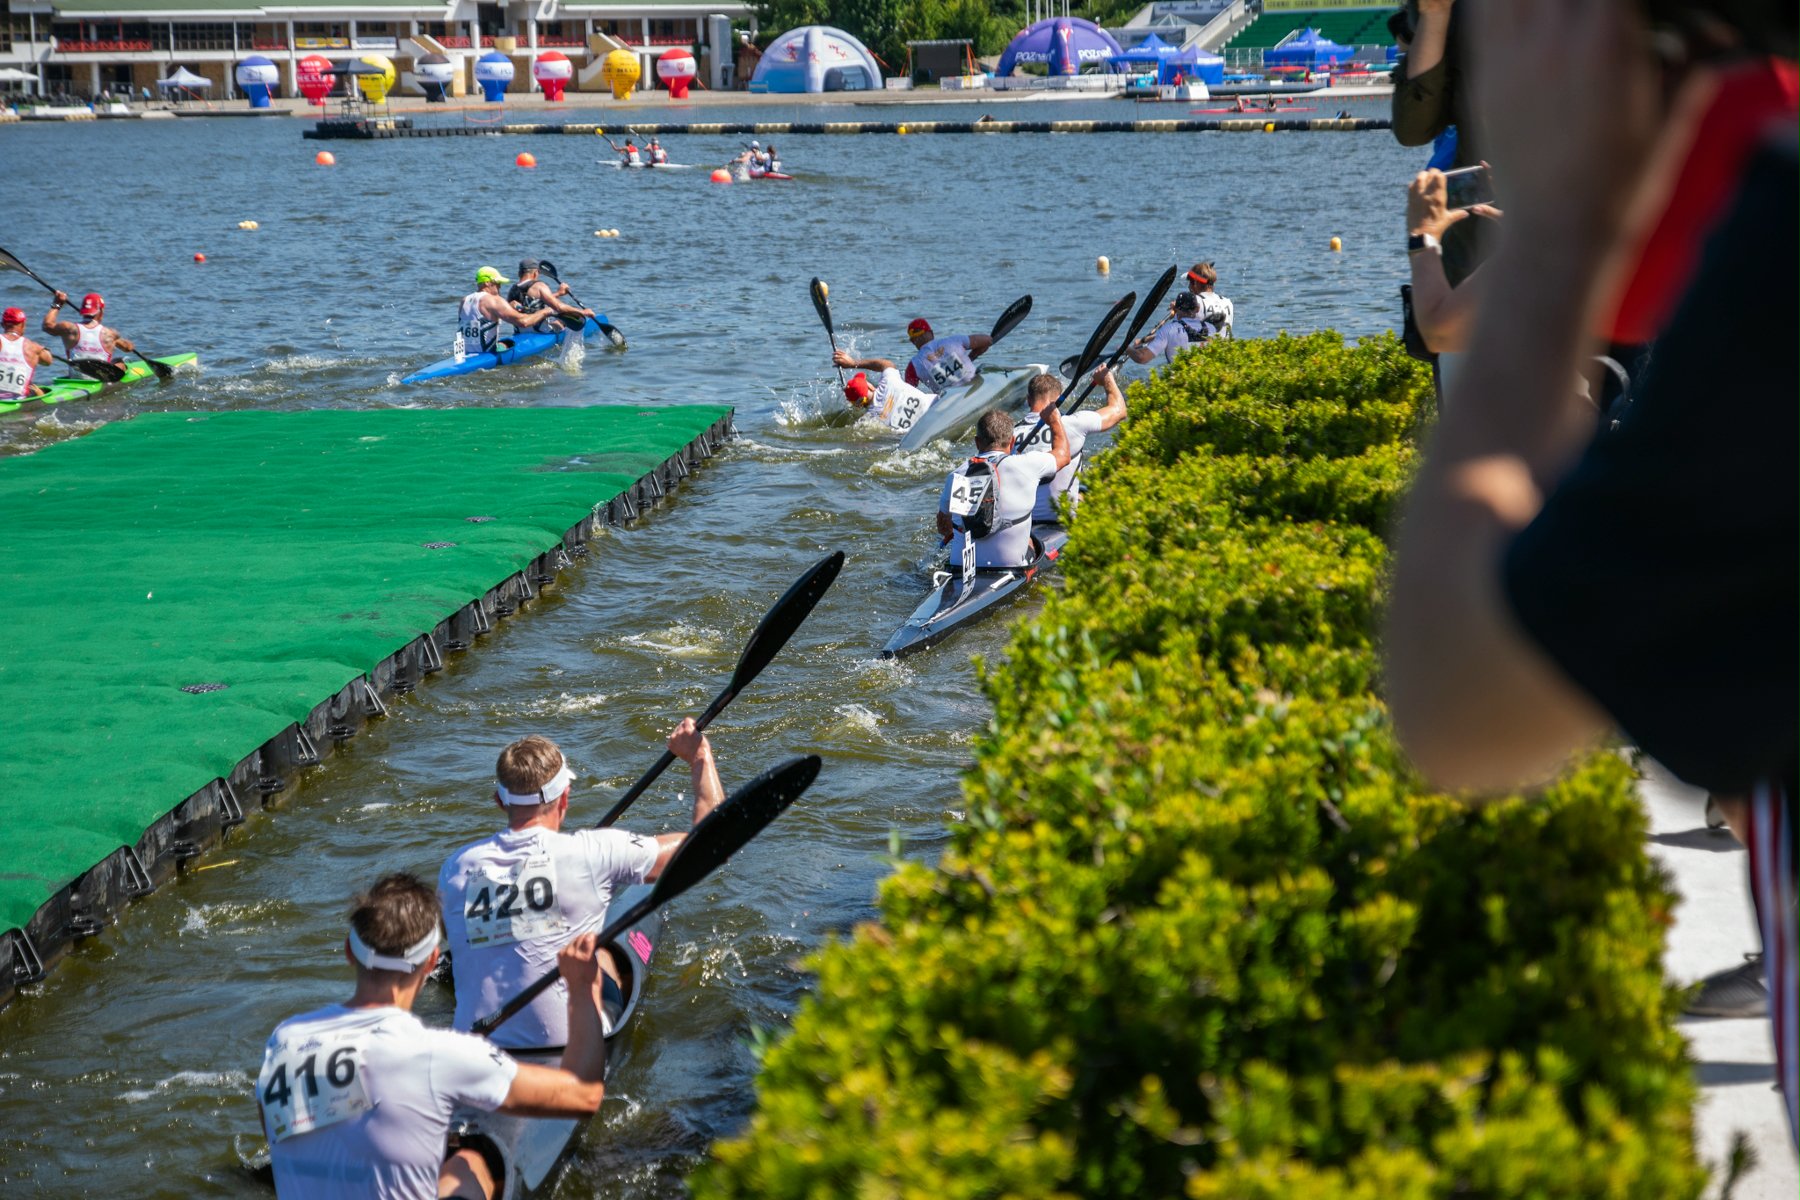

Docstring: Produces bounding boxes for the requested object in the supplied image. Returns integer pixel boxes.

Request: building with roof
[0,0,753,100]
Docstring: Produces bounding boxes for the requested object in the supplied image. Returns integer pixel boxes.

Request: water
[0,97,1421,1196]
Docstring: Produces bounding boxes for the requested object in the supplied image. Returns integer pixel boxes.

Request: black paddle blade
[471,754,821,1036]
[733,550,844,690]
[73,358,127,383]
[988,294,1032,345]
[648,754,819,902]
[0,246,52,291]
[1057,292,1135,407]
[1130,265,1181,348]
[597,322,627,349]
[1058,354,1081,380]
[138,353,175,381]
[809,278,835,337]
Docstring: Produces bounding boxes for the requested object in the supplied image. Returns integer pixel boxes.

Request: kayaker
[903,318,994,395]
[765,142,783,173]
[508,259,594,336]
[457,266,552,361]
[255,873,613,1200]
[1127,291,1216,365]
[1182,261,1234,337]
[833,349,937,435]
[937,408,1070,571]
[647,137,668,165]
[1016,366,1128,523]
[43,291,136,365]
[747,140,768,175]
[438,718,723,1057]
[0,307,52,401]
[622,138,642,167]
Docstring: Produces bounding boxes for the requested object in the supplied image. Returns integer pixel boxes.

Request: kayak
[747,171,794,181]
[881,524,1069,658]
[897,362,1048,452]
[448,883,662,1200]
[0,353,196,417]
[1192,105,1317,114]
[600,160,695,170]
[400,314,609,385]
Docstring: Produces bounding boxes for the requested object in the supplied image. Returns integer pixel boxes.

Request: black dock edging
[303,116,1389,139]
[0,412,734,1012]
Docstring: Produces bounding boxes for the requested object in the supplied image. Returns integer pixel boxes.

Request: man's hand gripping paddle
[535,258,625,348]
[1063,264,1178,413]
[470,754,822,1036]
[592,550,844,831]
[0,245,175,380]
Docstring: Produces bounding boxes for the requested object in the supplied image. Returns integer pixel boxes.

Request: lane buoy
[1264,122,1276,132]
[1330,236,1342,252]
[237,220,259,231]
[194,252,206,263]
[897,124,908,135]
[516,151,537,168]
[1096,255,1110,274]
[314,150,335,166]
[710,168,731,184]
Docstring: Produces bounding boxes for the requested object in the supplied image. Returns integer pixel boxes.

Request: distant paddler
[903,317,995,395]
[43,290,136,367]
[438,719,723,1058]
[508,258,594,335]
[646,136,668,165]
[937,408,1071,572]
[833,349,938,435]
[1126,291,1216,365]
[601,133,643,167]
[0,306,52,402]
[456,266,553,361]
[254,873,614,1199]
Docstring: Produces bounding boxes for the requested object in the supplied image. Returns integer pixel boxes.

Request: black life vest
[507,281,546,317]
[950,453,1030,541]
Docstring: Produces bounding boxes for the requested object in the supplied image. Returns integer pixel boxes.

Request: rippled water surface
[0,96,1419,1196]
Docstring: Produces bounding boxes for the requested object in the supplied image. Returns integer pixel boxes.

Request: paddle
[535,259,626,349]
[1063,263,1178,413]
[55,353,127,384]
[986,294,1032,349]
[809,278,845,387]
[1013,291,1135,453]
[593,550,844,831]
[0,246,174,381]
[470,753,822,1037]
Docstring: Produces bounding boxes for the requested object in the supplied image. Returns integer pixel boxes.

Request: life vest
[0,333,37,400]
[624,145,641,165]
[455,292,499,359]
[948,453,1029,542]
[507,281,547,318]
[72,321,112,363]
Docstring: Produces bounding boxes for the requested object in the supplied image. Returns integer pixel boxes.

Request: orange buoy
[314,150,336,166]
[194,252,206,263]
[1329,236,1343,252]
[710,168,731,184]
[516,151,537,169]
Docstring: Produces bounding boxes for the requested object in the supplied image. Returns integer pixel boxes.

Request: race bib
[945,471,990,518]
[925,351,964,391]
[463,854,565,948]
[0,361,28,395]
[1017,420,1052,454]
[260,1030,371,1143]
[961,530,975,584]
[884,389,924,433]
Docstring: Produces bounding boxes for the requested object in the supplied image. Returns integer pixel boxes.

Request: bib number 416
[261,1040,369,1142]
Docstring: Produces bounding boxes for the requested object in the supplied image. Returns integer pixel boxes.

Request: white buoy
[1096,255,1110,274]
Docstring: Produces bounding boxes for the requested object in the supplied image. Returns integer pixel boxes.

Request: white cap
[496,756,575,807]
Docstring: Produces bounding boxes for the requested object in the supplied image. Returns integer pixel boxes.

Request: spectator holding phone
[1405,167,1499,354]
[1391,0,1489,284]
[1383,0,1797,1139]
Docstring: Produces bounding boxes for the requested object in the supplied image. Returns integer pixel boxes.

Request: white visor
[348,924,439,973]
[497,759,575,807]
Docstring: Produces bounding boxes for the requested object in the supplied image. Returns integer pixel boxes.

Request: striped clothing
[1747,780,1798,1139]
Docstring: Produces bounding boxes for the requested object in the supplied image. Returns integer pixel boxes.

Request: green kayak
[0,353,197,417]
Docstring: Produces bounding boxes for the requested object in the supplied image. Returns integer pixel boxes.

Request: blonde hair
[496,735,565,796]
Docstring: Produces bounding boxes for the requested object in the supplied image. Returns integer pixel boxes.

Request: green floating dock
[0,405,731,1005]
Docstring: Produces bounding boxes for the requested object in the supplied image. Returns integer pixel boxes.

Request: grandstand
[1217,6,1394,66]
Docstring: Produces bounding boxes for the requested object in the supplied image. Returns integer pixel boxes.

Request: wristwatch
[1407,232,1441,255]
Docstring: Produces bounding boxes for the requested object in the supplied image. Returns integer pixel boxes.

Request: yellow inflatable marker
[601,49,640,100]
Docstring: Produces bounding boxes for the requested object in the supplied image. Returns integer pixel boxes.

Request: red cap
[1,307,24,326]
[79,293,104,316]
[844,372,873,405]
[906,318,932,338]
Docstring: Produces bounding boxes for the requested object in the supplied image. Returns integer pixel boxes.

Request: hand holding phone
[1442,164,1494,210]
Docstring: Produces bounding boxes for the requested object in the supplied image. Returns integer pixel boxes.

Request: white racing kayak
[898,363,1048,452]
[880,524,1069,657]
[599,159,695,170]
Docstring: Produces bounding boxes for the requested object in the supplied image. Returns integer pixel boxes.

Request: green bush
[694,333,1699,1198]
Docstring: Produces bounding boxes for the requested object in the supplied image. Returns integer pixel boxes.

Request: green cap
[475,265,509,285]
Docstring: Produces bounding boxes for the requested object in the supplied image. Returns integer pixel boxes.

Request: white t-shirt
[258,1004,517,1200]
[0,333,39,400]
[867,367,936,434]
[1017,409,1104,521]
[439,825,658,1049]
[939,448,1058,569]
[906,335,977,395]
[1141,316,1213,364]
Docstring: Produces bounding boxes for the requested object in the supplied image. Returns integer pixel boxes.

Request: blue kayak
[400,314,610,385]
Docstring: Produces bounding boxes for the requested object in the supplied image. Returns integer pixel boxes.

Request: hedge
[694,332,1700,1198]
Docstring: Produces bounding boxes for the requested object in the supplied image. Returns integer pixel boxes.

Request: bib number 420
[464,859,564,948]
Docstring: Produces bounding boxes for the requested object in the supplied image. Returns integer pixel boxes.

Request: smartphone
[1442,165,1494,210]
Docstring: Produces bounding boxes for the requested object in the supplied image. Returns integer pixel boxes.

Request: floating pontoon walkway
[304,116,1388,140]
[0,405,731,1007]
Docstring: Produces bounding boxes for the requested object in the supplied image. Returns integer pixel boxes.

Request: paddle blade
[1057,354,1080,380]
[809,277,835,338]
[77,358,128,383]
[644,754,819,905]
[597,322,627,349]
[0,247,54,293]
[988,294,1032,345]
[1129,265,1181,350]
[732,550,845,691]
[139,353,175,381]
